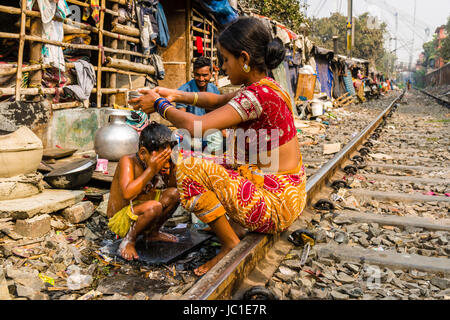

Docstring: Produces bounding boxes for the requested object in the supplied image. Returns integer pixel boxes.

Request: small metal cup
[128,90,143,108]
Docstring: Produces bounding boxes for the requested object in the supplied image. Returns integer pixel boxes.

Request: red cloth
[195,36,204,55]
[229,77,296,162]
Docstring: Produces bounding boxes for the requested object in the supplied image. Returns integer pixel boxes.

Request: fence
[424,63,450,87]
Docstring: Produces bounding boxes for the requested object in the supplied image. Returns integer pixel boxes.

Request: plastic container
[310,99,324,117]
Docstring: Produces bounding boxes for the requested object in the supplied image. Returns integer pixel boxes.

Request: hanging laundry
[155,2,170,47]
[150,54,165,80]
[82,0,100,27]
[136,0,159,55]
[28,0,70,71]
[63,59,96,101]
[195,36,204,55]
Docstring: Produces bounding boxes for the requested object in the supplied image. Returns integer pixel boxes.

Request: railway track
[414,87,450,109]
[182,89,450,300]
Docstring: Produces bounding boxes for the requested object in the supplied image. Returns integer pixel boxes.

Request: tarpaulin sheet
[316,58,333,98]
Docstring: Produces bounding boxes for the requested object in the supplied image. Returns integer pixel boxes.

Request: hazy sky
[304,0,450,64]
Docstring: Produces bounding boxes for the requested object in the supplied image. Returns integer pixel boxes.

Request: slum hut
[0,0,236,151]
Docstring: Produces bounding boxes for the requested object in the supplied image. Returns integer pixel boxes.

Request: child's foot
[119,240,139,261]
[146,231,178,243]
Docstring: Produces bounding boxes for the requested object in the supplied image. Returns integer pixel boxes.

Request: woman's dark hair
[139,122,176,152]
[218,17,285,71]
[193,56,212,71]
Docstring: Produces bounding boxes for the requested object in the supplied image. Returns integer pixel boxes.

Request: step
[0,189,85,219]
[365,163,449,172]
[350,189,450,203]
[316,244,450,275]
[362,174,449,185]
[334,210,450,231]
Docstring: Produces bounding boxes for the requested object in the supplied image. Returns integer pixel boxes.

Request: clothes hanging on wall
[27,0,70,71]
[136,0,159,55]
[195,36,204,55]
[63,59,96,101]
[155,2,169,47]
[82,0,100,27]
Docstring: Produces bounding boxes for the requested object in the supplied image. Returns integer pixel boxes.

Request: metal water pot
[94,109,139,161]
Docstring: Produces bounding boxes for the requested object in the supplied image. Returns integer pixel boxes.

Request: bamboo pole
[15,0,27,101]
[192,26,210,35]
[187,0,192,82]
[103,29,139,44]
[29,15,42,102]
[111,22,140,37]
[96,0,106,108]
[0,87,129,96]
[52,101,83,110]
[109,2,119,107]
[106,57,155,74]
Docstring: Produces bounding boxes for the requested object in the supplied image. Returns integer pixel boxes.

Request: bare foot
[146,231,178,243]
[194,243,238,276]
[119,241,139,261]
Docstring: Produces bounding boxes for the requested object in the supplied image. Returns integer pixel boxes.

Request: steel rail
[182,91,406,300]
[414,87,450,108]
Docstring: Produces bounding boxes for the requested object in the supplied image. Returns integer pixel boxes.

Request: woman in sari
[130,17,307,276]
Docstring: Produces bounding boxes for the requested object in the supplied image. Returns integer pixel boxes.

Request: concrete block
[62,201,95,224]
[14,214,51,238]
[0,189,85,219]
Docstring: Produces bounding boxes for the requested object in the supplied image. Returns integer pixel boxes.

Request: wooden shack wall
[158,0,189,89]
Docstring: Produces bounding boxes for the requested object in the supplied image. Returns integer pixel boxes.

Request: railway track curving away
[183,88,450,301]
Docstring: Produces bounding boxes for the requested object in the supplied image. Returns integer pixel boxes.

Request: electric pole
[409,0,417,71]
[347,0,353,57]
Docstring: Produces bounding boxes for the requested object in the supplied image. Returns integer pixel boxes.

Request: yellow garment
[108,190,161,238]
[176,155,307,233]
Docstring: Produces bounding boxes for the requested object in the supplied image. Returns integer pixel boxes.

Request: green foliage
[310,12,387,69]
[242,0,307,33]
[422,35,438,67]
[439,16,450,62]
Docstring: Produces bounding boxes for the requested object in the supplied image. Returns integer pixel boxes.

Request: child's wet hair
[218,17,285,72]
[139,122,176,152]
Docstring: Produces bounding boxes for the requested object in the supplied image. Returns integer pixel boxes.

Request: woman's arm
[154,87,239,111]
[164,104,242,136]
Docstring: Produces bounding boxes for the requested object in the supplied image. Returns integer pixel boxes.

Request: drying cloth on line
[136,1,159,55]
[155,2,170,47]
[195,36,204,55]
[28,0,70,72]
[82,0,100,26]
[63,59,96,101]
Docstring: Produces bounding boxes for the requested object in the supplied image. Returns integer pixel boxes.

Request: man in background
[176,57,225,153]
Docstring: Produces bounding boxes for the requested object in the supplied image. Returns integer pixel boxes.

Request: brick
[62,201,94,224]
[14,214,51,238]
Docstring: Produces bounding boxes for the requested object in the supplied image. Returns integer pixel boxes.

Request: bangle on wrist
[155,98,174,119]
[192,92,198,106]
[163,105,174,120]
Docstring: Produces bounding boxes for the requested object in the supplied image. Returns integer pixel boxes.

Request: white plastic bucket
[311,100,324,117]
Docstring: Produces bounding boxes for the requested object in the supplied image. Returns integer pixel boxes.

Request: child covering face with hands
[107,122,180,261]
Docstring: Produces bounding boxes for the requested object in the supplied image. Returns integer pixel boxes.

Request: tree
[240,0,307,34]
[422,35,438,68]
[439,16,450,63]
[309,12,388,71]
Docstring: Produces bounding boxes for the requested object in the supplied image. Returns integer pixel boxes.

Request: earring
[243,64,251,73]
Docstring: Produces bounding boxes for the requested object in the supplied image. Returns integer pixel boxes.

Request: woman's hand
[129,89,161,114]
[154,87,184,103]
